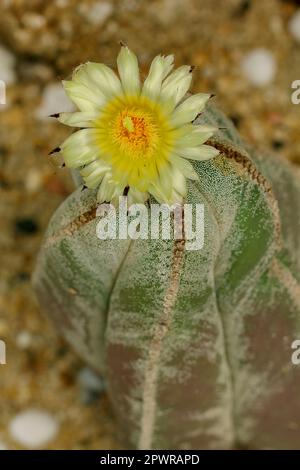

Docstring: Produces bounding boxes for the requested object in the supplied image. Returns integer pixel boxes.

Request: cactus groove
[139,225,186,449]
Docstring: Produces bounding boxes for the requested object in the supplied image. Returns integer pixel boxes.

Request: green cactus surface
[33,104,300,450]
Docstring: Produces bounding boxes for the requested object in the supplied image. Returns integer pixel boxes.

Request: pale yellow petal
[74,62,123,98]
[62,80,106,111]
[177,125,217,147]
[61,129,98,167]
[117,46,140,94]
[171,93,211,127]
[179,144,220,161]
[58,111,99,127]
[142,54,174,100]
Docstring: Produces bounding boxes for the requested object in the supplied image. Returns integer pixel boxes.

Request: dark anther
[49,113,60,118]
[123,186,130,196]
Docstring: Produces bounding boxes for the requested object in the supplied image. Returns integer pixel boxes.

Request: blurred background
[0,0,300,450]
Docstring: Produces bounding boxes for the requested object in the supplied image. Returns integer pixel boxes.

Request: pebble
[16,330,33,349]
[15,217,39,235]
[22,13,46,30]
[77,367,105,393]
[0,44,16,86]
[288,9,300,43]
[241,48,276,87]
[25,168,43,193]
[9,409,58,449]
[35,82,75,120]
[77,367,105,405]
[80,2,113,25]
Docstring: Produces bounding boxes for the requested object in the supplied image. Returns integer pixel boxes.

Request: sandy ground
[0,0,299,449]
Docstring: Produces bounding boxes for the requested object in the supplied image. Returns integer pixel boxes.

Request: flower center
[95,96,177,191]
[115,109,157,156]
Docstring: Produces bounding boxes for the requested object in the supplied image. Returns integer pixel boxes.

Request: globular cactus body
[33,105,300,449]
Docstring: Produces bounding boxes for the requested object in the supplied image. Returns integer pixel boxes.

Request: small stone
[21,62,54,82]
[16,331,32,350]
[272,139,285,150]
[9,409,59,449]
[77,368,105,405]
[15,217,39,235]
[241,48,276,87]
[22,13,46,30]
[288,9,300,43]
[77,367,105,393]
[150,0,183,24]
[0,44,16,85]
[35,82,75,120]
[25,169,43,193]
[80,1,113,25]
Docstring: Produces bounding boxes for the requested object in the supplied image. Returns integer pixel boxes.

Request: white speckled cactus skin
[33,104,300,450]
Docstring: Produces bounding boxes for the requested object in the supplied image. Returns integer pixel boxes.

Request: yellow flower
[58,46,219,205]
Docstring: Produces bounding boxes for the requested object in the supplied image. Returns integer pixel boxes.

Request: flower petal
[177,124,217,147]
[97,174,121,203]
[62,80,106,111]
[117,46,140,95]
[142,54,174,100]
[158,163,174,199]
[170,93,211,127]
[171,166,187,199]
[160,65,192,109]
[179,144,220,161]
[74,62,123,98]
[171,154,199,180]
[61,129,99,167]
[58,111,99,127]
[148,185,169,204]
[80,159,111,188]
[127,187,148,205]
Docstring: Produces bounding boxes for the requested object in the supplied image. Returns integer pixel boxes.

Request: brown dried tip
[210,94,216,99]
[49,113,60,118]
[189,65,196,73]
[119,40,127,47]
[81,185,88,192]
[48,147,61,155]
[123,186,129,196]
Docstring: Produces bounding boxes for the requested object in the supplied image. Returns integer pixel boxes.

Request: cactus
[33,103,300,450]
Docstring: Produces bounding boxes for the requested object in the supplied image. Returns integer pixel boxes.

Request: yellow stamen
[122,116,134,133]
